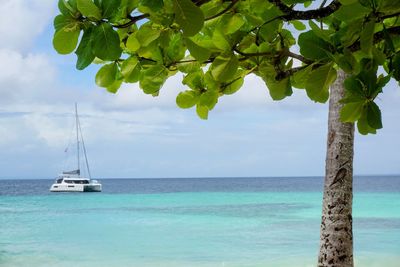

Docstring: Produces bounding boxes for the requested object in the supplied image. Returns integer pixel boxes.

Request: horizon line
[0,174,399,181]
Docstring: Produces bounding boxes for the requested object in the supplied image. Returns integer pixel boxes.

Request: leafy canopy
[53,0,400,135]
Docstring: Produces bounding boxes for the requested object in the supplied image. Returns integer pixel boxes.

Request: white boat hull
[50,177,102,192]
[50,183,102,192]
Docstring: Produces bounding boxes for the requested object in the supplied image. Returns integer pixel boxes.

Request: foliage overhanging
[53,0,400,134]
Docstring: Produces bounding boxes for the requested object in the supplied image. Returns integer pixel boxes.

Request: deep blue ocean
[1,176,399,267]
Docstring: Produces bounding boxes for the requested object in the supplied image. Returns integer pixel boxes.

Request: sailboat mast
[75,103,80,176]
[78,118,92,179]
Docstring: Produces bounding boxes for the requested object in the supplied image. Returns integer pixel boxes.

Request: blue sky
[0,1,399,179]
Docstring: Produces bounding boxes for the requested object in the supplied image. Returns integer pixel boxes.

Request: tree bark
[318,70,355,267]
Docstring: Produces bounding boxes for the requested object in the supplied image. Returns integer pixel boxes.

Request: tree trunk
[318,70,355,267]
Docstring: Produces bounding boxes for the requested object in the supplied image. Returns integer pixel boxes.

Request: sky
[0,0,399,179]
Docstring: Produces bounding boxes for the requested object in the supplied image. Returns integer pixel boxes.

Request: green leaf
[77,0,101,20]
[126,34,141,52]
[140,0,164,12]
[166,33,185,62]
[196,104,208,119]
[376,74,391,91]
[176,90,200,108]
[304,1,312,7]
[54,15,76,31]
[366,101,382,129]
[58,0,71,16]
[224,14,246,35]
[136,26,161,47]
[137,42,163,63]
[139,65,169,94]
[372,47,386,65]
[334,3,371,22]
[95,63,117,87]
[212,29,231,51]
[199,91,218,110]
[291,64,313,89]
[357,110,376,135]
[357,67,377,96]
[340,101,365,122]
[305,64,337,103]
[339,0,358,4]
[75,27,96,70]
[359,0,375,8]
[93,23,122,61]
[382,24,395,54]
[282,0,309,4]
[392,53,400,81]
[257,7,282,43]
[204,72,219,91]
[178,61,201,73]
[333,50,358,74]
[259,23,280,43]
[125,67,141,83]
[298,30,332,61]
[344,76,365,97]
[257,63,292,100]
[106,79,122,94]
[340,95,366,104]
[183,71,204,90]
[291,20,306,31]
[211,54,238,82]
[101,0,120,18]
[308,20,332,42]
[172,0,204,36]
[265,77,292,100]
[360,19,375,57]
[53,26,81,55]
[121,56,139,82]
[378,0,400,12]
[68,0,78,11]
[223,77,244,95]
[185,38,211,63]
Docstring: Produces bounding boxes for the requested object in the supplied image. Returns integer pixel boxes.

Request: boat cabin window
[75,180,89,184]
[56,179,63,184]
[64,180,89,184]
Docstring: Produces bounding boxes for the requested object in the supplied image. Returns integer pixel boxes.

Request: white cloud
[0,0,58,105]
[0,49,56,103]
[0,116,23,146]
[78,107,186,144]
[24,112,70,147]
[0,0,55,52]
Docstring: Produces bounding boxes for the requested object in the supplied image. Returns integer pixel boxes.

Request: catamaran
[50,104,102,192]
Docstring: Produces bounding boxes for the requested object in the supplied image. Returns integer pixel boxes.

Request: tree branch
[268,0,342,21]
[194,0,212,6]
[275,65,311,80]
[113,14,149,28]
[234,47,313,64]
[205,0,239,21]
[285,51,314,64]
[234,48,274,57]
[379,11,400,21]
[348,26,400,52]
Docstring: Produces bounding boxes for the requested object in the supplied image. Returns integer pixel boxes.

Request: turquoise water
[0,177,399,267]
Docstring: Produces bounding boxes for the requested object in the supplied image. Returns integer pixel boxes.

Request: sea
[0,176,399,267]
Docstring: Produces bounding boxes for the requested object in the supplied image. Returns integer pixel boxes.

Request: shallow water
[0,176,399,267]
